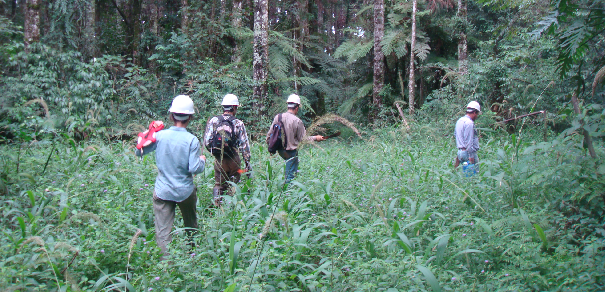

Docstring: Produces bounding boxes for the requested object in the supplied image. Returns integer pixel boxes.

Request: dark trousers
[278,149,298,183]
[213,153,241,201]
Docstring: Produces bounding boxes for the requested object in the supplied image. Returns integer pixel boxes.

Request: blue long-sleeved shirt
[136,126,205,202]
[454,115,480,154]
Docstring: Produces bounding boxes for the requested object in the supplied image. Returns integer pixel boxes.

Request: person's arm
[237,122,252,171]
[298,120,322,141]
[203,118,216,152]
[135,138,158,157]
[189,139,206,174]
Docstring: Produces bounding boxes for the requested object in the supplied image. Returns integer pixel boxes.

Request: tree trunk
[131,0,142,61]
[293,0,309,90]
[571,93,597,158]
[11,0,17,19]
[85,0,97,58]
[457,0,468,74]
[408,0,417,115]
[253,0,269,118]
[181,0,188,33]
[24,0,40,49]
[315,0,324,34]
[372,0,384,109]
[111,0,142,58]
[231,0,243,64]
[144,0,159,35]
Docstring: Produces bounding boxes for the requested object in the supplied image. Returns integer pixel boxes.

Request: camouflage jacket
[203,114,251,170]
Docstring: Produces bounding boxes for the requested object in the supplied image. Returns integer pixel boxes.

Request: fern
[338,82,372,116]
[382,30,408,59]
[528,0,605,77]
[414,41,431,61]
[529,11,558,40]
[333,39,374,64]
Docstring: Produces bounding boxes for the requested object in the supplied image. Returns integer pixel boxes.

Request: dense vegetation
[1,0,604,290]
[1,120,604,291]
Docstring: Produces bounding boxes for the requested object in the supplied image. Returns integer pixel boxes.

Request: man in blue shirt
[455,101,481,168]
[136,95,206,257]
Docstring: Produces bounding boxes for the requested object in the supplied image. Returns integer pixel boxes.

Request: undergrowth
[0,121,604,291]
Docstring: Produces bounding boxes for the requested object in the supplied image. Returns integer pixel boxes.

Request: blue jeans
[457,150,479,174]
[457,150,478,164]
[278,150,298,183]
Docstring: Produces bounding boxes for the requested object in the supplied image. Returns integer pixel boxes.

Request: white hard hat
[221,94,239,106]
[466,101,481,113]
[287,94,301,107]
[169,95,195,116]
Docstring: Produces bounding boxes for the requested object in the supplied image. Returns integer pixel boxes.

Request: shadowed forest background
[0,0,604,291]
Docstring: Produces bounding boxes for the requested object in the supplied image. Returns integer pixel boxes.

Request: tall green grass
[0,123,603,291]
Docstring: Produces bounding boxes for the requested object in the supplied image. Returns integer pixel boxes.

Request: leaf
[533,223,548,251]
[224,283,236,292]
[19,173,36,184]
[416,265,441,292]
[60,207,68,223]
[365,240,377,258]
[27,191,35,206]
[519,209,534,237]
[598,164,605,175]
[229,240,243,275]
[435,235,450,264]
[474,218,494,236]
[529,11,558,40]
[413,41,431,61]
[17,217,26,238]
[93,273,113,290]
[416,200,428,221]
[451,249,484,259]
[104,276,135,292]
[396,232,412,254]
[333,39,374,63]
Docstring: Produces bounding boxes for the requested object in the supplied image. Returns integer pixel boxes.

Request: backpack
[208,115,237,156]
[267,114,287,154]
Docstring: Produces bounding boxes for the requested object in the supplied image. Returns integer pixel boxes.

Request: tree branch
[110,0,130,27]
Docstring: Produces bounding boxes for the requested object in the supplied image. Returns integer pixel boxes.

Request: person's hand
[200,155,206,161]
[469,157,475,164]
[315,135,326,142]
[152,120,164,128]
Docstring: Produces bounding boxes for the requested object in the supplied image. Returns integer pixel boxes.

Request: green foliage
[530,0,605,78]
[1,117,603,290]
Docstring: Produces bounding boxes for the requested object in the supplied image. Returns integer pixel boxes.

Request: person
[203,94,252,206]
[266,94,325,183]
[135,95,206,257]
[454,101,481,169]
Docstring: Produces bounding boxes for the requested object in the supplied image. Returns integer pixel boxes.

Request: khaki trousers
[153,187,198,256]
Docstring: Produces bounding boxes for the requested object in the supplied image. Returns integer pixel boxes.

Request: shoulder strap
[278,113,283,124]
